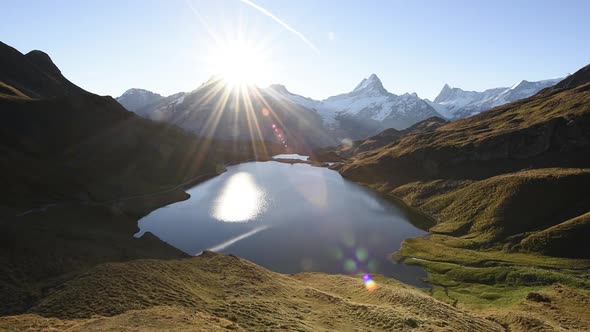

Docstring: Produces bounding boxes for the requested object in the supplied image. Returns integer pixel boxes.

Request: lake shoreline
[136,157,430,285]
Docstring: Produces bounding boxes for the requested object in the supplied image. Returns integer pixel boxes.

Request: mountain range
[118,74,563,144]
[429,77,564,119]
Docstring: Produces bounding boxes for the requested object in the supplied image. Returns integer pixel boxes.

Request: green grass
[400,236,590,269]
[400,238,590,308]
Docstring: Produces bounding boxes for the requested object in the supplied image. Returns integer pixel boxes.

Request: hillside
[3,251,589,331]
[312,116,447,160]
[0,42,86,98]
[333,64,590,313]
[340,65,590,186]
[0,44,286,213]
[0,42,281,318]
[0,251,525,331]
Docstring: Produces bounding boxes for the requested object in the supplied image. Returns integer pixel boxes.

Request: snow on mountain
[118,74,561,145]
[116,88,163,114]
[119,78,335,149]
[266,74,443,137]
[430,77,563,119]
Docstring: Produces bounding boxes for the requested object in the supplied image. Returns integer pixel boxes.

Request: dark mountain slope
[0,42,282,315]
[548,63,590,91]
[313,116,447,160]
[0,42,86,98]
[0,43,285,210]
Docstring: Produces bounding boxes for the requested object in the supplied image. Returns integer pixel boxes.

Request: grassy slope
[312,116,447,161]
[332,66,590,320]
[520,211,590,256]
[2,252,589,331]
[389,171,590,312]
[3,252,505,331]
[393,168,590,252]
[0,205,187,315]
[340,81,590,187]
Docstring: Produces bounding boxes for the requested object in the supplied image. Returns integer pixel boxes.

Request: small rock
[526,292,551,303]
[405,318,419,328]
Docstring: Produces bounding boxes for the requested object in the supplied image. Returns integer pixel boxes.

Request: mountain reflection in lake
[136,158,429,286]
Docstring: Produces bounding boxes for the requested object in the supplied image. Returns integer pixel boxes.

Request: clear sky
[3,0,589,100]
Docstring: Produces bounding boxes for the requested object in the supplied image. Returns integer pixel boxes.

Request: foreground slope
[3,252,589,331]
[3,252,504,331]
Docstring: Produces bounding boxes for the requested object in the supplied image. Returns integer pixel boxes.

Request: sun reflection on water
[212,172,267,222]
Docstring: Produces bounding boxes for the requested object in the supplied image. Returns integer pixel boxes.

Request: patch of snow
[273,154,309,161]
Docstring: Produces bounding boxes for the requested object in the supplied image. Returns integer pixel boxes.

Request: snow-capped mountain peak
[267,84,291,95]
[121,88,159,97]
[430,76,563,119]
[352,73,387,95]
[265,74,442,137]
[116,88,163,113]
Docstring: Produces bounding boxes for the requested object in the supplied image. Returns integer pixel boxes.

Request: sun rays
[171,0,331,169]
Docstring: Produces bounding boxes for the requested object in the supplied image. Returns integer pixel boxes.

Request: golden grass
[9,252,502,331]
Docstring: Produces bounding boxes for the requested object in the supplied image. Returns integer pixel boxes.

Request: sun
[209,40,271,89]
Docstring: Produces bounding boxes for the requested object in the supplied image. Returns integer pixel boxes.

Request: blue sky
[3,0,589,100]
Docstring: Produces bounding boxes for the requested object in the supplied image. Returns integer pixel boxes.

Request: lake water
[136,158,429,286]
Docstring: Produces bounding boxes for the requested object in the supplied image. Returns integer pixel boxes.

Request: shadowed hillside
[0,42,85,98]
[312,116,448,160]
[0,42,281,317]
[0,42,286,213]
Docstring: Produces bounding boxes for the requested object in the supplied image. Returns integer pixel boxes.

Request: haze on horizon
[3,0,590,100]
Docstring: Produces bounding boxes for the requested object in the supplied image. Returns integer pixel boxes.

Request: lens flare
[362,274,378,292]
[344,259,357,272]
[355,248,368,261]
[342,233,355,247]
